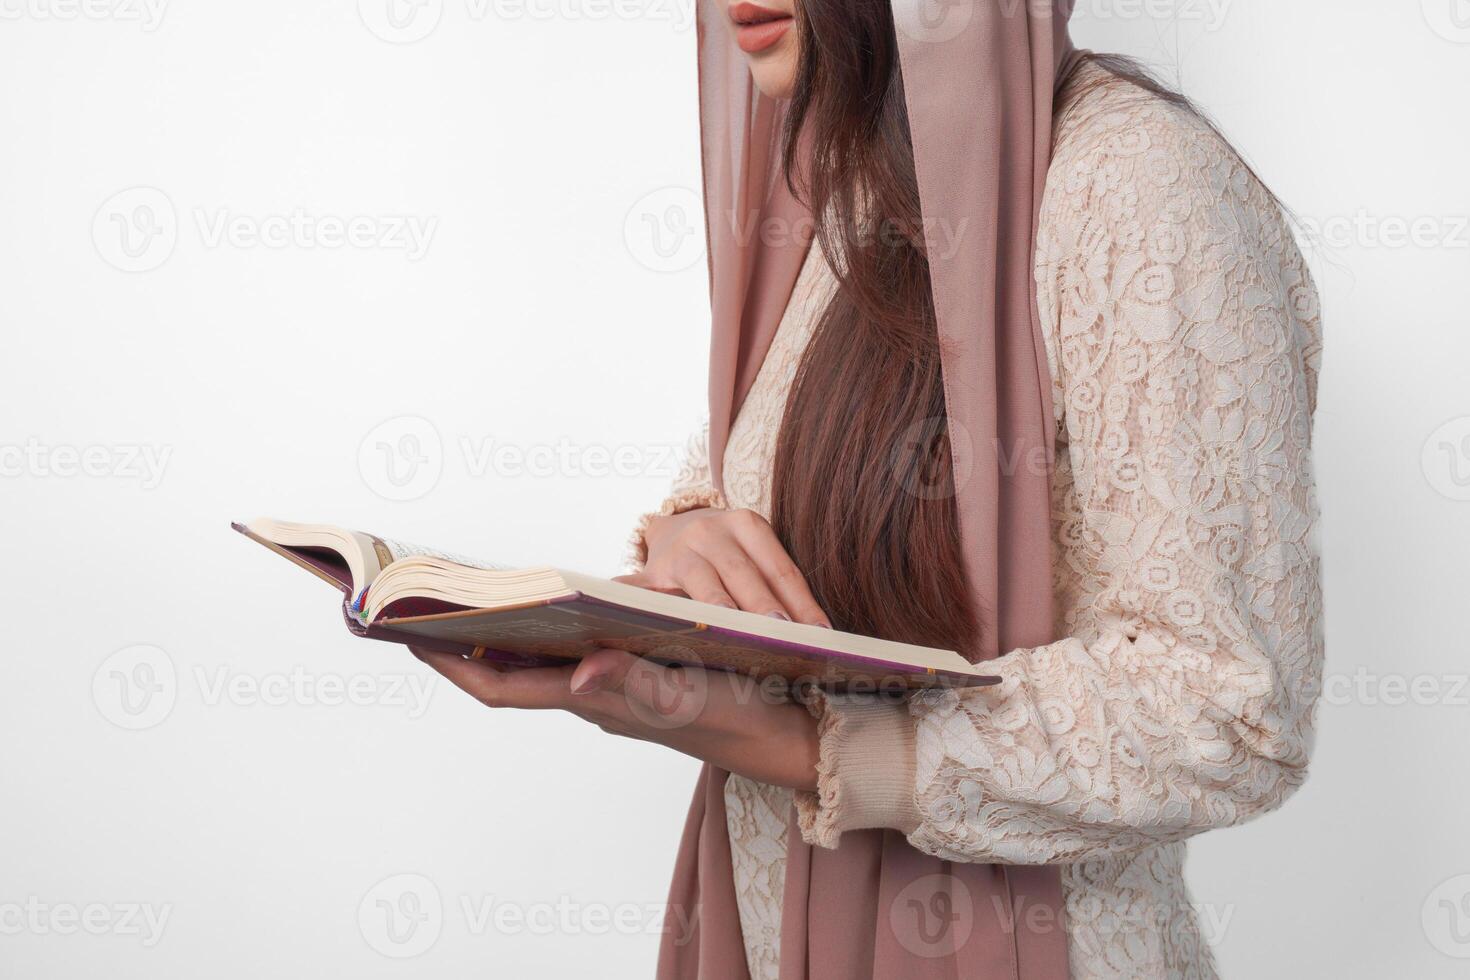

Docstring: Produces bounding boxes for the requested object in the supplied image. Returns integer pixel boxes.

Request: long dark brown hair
[768,6,1264,655]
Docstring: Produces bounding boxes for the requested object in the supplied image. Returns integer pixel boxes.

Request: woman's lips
[729,2,792,54]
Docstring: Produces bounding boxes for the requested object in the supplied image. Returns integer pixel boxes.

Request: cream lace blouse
[635,70,1324,980]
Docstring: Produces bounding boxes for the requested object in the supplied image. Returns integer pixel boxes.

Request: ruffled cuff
[794,691,922,849]
[624,487,727,570]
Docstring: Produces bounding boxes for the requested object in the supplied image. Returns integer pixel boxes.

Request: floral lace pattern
[723,779,794,980]
[634,69,1323,980]
[903,79,1323,976]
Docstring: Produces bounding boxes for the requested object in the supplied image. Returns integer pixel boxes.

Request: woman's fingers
[668,551,738,610]
[716,511,830,627]
[729,517,831,627]
[414,648,573,710]
[611,572,686,596]
[686,527,790,620]
[633,509,832,627]
[414,647,712,741]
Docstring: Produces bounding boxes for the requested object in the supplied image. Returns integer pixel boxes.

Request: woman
[415,0,1324,977]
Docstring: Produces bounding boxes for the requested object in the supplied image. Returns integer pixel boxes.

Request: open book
[234,518,1001,691]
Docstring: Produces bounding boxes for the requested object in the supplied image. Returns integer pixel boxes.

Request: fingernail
[767,610,790,621]
[817,621,833,630]
[572,671,607,695]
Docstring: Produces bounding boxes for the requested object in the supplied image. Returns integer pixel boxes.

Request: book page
[377,537,510,572]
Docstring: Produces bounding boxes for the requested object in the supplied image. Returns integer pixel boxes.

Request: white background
[2,0,1468,976]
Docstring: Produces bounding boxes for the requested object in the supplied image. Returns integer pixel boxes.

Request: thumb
[571,649,709,730]
[569,648,642,696]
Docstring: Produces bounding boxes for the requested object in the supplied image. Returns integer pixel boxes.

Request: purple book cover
[234,523,1000,691]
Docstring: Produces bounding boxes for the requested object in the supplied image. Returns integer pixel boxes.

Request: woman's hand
[638,507,832,628]
[411,506,829,789]
[413,647,820,792]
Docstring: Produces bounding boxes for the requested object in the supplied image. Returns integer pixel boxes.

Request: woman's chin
[747,51,798,100]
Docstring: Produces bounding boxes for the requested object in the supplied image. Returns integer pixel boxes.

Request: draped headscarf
[660,2,1081,976]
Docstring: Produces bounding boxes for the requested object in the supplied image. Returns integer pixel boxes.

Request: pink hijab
[659,2,1080,977]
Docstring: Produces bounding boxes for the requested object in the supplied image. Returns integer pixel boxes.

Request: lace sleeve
[795,97,1325,864]
[625,421,726,571]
